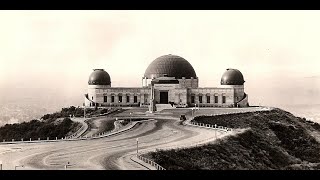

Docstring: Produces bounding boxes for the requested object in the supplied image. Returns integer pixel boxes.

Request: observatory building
[84,54,248,111]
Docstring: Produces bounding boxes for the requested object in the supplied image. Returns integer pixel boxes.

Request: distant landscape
[0,76,319,126]
[0,87,83,126]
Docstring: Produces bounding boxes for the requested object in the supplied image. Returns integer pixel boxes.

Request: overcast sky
[0,10,319,107]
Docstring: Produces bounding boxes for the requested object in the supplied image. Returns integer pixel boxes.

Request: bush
[145,109,320,170]
[0,117,79,141]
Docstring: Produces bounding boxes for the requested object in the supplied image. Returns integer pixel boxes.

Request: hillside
[144,108,320,170]
[0,117,80,141]
[0,106,87,141]
[0,106,123,141]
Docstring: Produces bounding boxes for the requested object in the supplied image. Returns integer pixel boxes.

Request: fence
[189,122,232,132]
[0,119,156,145]
[134,121,233,170]
[0,127,125,144]
[137,154,166,170]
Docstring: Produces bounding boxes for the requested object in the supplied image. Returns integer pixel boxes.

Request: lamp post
[136,138,139,155]
[215,124,217,139]
[130,112,132,123]
[84,105,86,119]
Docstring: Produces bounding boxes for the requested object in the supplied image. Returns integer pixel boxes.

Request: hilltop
[144,108,320,170]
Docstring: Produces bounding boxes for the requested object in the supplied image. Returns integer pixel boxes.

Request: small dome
[144,54,197,79]
[221,68,245,85]
[88,69,111,85]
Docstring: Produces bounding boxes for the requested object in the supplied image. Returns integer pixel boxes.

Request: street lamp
[83,105,86,119]
[215,124,217,139]
[136,138,139,155]
[14,165,24,170]
[130,112,132,123]
[192,108,196,118]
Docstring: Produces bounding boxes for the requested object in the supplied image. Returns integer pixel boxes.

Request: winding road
[0,107,269,170]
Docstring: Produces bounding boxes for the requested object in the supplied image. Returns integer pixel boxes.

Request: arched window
[214,94,218,103]
[206,93,210,103]
[118,93,123,103]
[191,93,195,103]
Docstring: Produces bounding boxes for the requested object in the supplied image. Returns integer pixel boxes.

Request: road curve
[0,107,266,170]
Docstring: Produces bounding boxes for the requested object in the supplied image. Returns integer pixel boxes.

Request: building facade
[84,54,249,110]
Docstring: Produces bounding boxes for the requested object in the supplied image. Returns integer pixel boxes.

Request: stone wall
[85,84,247,108]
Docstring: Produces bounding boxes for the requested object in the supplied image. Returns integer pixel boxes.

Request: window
[222,95,226,103]
[104,96,108,102]
[214,95,218,103]
[199,96,202,103]
[119,95,122,103]
[111,96,114,103]
[191,95,195,103]
[144,94,148,103]
[207,96,210,103]
[126,95,130,103]
[134,96,137,103]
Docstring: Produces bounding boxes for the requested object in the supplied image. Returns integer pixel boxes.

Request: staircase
[156,104,176,112]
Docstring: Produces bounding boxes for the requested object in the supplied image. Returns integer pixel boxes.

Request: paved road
[69,117,89,138]
[0,107,267,170]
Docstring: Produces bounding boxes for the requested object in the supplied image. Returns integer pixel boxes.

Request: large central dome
[144,54,197,79]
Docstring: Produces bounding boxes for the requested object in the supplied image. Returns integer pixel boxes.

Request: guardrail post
[47,137,49,141]
[21,138,23,142]
[38,138,40,141]
[56,137,58,140]
[30,138,31,142]
[3,139,5,142]
[12,139,14,142]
